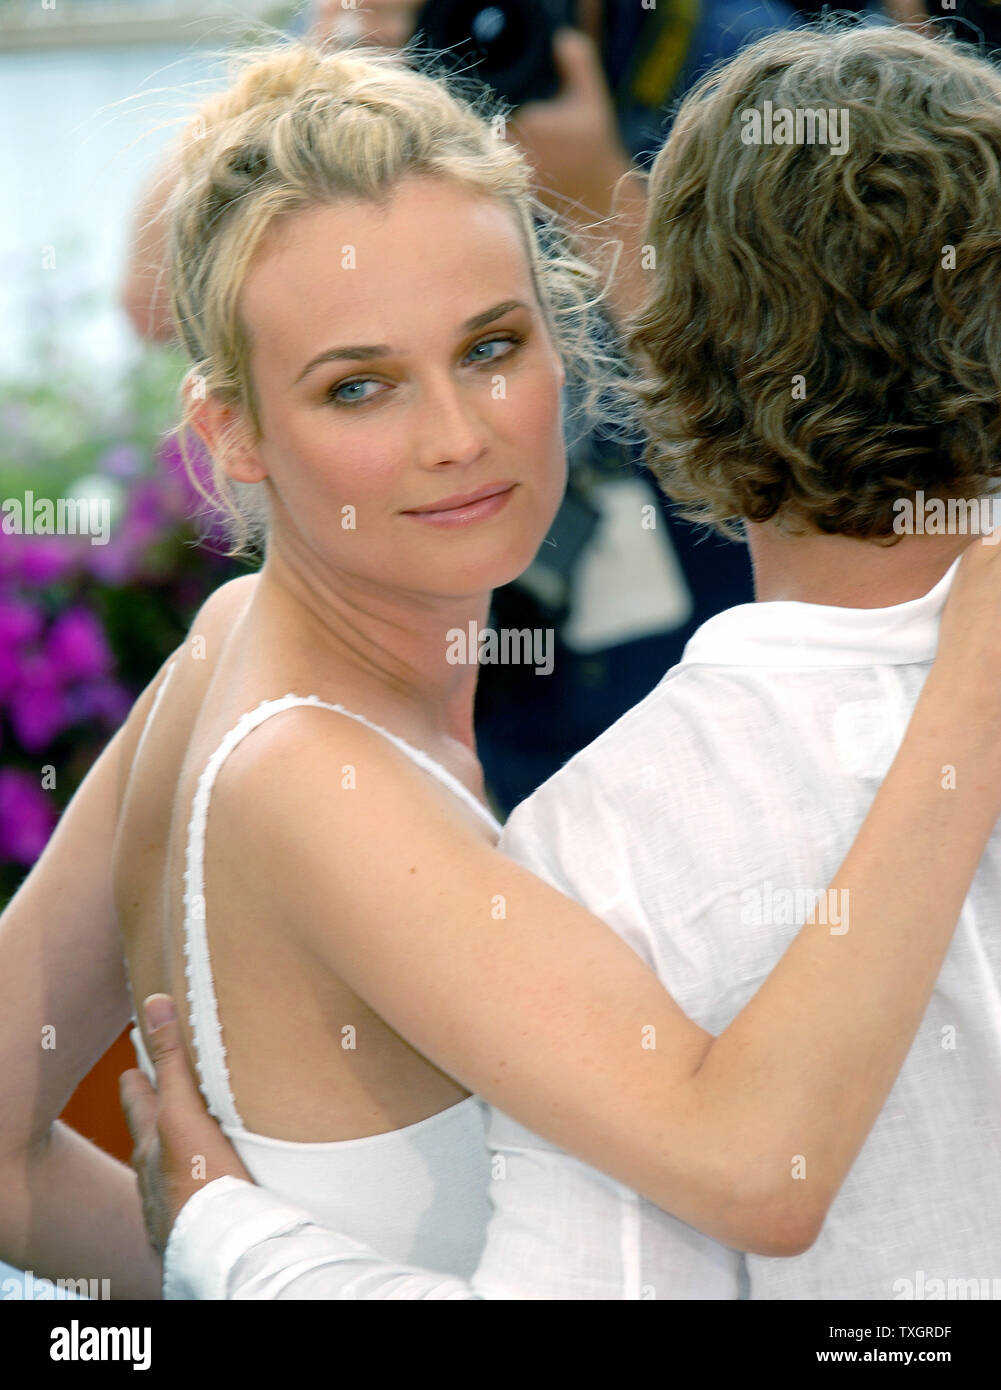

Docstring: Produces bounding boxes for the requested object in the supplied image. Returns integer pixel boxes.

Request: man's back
[487,557,1001,1299]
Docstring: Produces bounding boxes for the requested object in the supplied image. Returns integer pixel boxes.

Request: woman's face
[231,174,568,599]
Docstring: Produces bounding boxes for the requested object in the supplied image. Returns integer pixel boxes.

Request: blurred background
[2,0,995,1294]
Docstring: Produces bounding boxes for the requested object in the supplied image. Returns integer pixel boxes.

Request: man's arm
[166,1177,480,1299]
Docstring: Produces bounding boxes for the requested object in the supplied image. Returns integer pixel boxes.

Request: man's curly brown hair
[627,23,1001,540]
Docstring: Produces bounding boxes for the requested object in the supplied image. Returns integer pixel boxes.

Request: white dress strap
[184,694,503,1130]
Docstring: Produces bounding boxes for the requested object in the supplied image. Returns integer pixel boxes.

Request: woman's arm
[0,708,167,1297]
[196,539,1001,1258]
[0,575,257,1295]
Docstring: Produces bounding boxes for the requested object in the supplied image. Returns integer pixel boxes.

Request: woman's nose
[412,378,490,470]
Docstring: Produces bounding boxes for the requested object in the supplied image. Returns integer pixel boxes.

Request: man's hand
[119,995,252,1257]
[506,28,648,325]
[508,28,634,220]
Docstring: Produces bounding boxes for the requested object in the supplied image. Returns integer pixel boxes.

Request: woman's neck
[243,550,490,754]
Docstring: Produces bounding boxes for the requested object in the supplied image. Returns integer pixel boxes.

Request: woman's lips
[402,484,517,527]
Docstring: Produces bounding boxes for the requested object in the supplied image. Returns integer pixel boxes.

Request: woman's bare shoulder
[181,572,259,655]
[210,696,468,822]
[113,574,259,804]
[208,698,493,898]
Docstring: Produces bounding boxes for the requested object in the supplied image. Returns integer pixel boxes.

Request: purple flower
[0,768,58,865]
[45,607,113,681]
[0,597,43,702]
[6,537,80,586]
[7,654,70,751]
[0,595,43,647]
[0,644,17,704]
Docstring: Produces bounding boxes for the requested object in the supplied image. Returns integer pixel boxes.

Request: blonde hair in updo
[162,34,627,557]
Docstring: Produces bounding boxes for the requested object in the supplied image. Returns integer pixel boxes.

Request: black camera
[413,0,577,107]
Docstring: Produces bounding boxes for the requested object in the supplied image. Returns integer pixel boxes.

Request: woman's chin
[444,561,532,598]
[402,521,555,596]
[474,533,555,591]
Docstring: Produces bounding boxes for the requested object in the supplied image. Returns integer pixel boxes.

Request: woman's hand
[119,996,252,1257]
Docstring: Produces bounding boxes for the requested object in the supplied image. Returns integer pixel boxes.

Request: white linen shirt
[162,556,1001,1299]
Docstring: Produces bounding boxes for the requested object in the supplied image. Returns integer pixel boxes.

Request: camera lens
[414,0,560,107]
[471,7,506,44]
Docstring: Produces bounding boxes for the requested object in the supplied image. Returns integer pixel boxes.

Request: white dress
[129,685,500,1279]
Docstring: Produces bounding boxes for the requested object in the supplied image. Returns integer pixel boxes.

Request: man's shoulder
[502,663,715,829]
[500,653,802,855]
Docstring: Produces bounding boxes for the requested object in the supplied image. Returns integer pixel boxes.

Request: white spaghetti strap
[184,694,503,1129]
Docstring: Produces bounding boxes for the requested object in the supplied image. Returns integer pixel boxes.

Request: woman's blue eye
[467,335,520,363]
[328,336,522,406]
[331,379,381,405]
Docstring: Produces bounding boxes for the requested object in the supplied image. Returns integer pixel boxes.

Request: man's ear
[182,374,268,485]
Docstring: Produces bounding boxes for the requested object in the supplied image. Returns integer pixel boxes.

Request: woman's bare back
[112,575,492,1141]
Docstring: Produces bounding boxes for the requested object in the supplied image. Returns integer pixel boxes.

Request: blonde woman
[3,34,1001,1302]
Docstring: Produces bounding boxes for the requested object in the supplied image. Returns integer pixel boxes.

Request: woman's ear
[183,375,268,484]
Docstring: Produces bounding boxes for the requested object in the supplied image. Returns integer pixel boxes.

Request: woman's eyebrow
[463,298,528,333]
[291,299,529,385]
